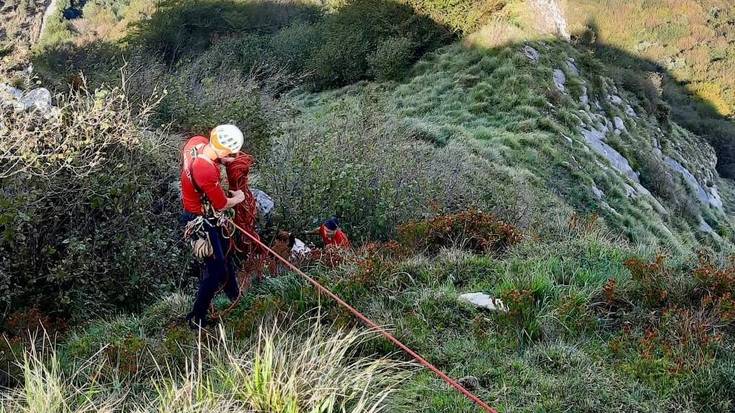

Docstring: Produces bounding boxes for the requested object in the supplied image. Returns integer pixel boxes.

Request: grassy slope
[9,38,735,412]
[31,228,734,412]
[303,40,734,252]
[8,0,735,411]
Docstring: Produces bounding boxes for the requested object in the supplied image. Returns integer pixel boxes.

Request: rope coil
[224,217,498,413]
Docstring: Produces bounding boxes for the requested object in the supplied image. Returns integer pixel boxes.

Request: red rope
[209,153,265,321]
[225,217,498,413]
[225,153,260,253]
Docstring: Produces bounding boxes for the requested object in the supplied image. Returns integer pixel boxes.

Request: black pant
[181,213,240,326]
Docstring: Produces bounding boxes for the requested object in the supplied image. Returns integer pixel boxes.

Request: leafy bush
[306,0,453,89]
[127,0,320,63]
[258,92,494,240]
[368,36,415,81]
[397,209,521,254]
[0,84,187,322]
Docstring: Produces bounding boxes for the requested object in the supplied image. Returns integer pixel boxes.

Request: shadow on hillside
[33,0,454,92]
[570,20,735,179]
[34,2,734,177]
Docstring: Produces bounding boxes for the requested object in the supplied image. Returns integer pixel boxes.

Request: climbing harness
[190,153,266,322]
[223,217,499,413]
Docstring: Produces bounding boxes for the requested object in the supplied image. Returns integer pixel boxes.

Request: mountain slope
[290,39,734,252]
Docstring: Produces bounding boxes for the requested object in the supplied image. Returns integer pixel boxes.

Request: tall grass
[1,319,407,413]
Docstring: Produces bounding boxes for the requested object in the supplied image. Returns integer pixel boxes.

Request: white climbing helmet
[210,124,244,154]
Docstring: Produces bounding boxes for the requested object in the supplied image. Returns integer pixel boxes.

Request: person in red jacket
[180,124,246,329]
[309,217,350,248]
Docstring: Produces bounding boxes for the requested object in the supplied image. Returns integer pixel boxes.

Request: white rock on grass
[553,69,566,92]
[613,116,626,131]
[458,293,508,312]
[625,105,637,117]
[579,86,589,109]
[608,95,623,105]
[580,125,639,183]
[20,88,52,112]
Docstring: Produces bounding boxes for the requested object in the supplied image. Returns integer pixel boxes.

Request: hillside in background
[2,0,735,411]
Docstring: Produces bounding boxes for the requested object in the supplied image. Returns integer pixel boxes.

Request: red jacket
[319,224,350,248]
[181,136,228,215]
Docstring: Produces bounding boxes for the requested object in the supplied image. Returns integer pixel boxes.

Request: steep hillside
[294,40,734,252]
[561,0,735,178]
[3,0,735,412]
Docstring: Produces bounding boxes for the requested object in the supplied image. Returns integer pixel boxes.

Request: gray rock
[20,88,52,112]
[579,86,589,108]
[663,156,723,210]
[608,95,623,105]
[625,105,637,117]
[553,69,566,92]
[522,45,540,63]
[251,188,275,216]
[623,183,638,198]
[580,125,640,183]
[591,185,604,199]
[566,58,579,76]
[458,293,508,312]
[613,116,626,131]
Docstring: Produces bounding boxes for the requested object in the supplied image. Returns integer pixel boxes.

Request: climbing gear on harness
[191,237,213,260]
[211,124,244,154]
[183,214,215,260]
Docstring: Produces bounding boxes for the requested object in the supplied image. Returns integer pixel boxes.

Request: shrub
[368,36,415,81]
[397,210,521,254]
[127,0,320,64]
[153,62,273,155]
[624,255,671,308]
[306,0,453,89]
[258,92,494,240]
[0,84,187,322]
[269,21,321,74]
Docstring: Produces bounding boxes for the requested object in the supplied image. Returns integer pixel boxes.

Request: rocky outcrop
[663,156,722,210]
[531,0,570,40]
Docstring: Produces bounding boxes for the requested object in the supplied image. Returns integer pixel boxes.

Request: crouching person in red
[310,216,350,248]
[180,124,246,329]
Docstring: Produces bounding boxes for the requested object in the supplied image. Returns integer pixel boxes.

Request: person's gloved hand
[230,190,245,204]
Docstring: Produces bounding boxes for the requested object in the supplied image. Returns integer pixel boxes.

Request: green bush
[269,21,321,74]
[127,0,320,63]
[306,0,453,89]
[0,86,187,323]
[258,91,494,239]
[368,36,415,80]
